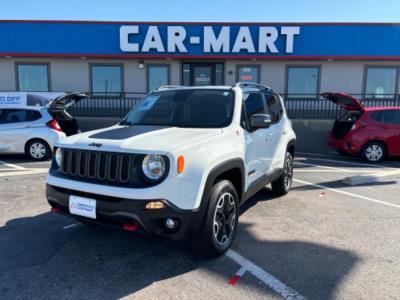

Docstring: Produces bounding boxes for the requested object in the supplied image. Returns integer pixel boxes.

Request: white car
[0,93,84,160]
[46,83,296,256]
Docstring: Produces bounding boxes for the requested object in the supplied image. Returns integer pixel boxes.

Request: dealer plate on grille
[69,195,97,219]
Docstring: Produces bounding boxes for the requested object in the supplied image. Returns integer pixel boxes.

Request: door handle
[379,125,389,129]
[283,129,288,135]
[266,134,272,141]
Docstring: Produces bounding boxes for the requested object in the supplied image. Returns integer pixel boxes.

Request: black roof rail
[232,82,273,92]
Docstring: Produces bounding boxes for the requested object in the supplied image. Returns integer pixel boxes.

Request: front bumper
[46,184,204,240]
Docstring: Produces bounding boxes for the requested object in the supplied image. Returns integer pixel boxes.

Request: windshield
[121,89,234,128]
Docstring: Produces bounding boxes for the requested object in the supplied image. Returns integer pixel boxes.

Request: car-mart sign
[0,21,400,59]
[120,25,300,54]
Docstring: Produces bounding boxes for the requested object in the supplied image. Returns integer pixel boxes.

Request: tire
[194,180,239,257]
[361,141,386,163]
[25,139,52,161]
[271,152,294,196]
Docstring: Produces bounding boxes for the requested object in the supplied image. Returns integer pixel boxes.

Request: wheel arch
[286,139,296,158]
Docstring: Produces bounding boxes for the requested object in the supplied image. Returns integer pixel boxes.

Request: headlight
[55,148,62,168]
[142,155,166,180]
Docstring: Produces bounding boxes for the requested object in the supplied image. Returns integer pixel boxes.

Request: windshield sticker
[137,95,159,111]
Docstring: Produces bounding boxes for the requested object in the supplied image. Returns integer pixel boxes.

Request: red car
[322,92,400,162]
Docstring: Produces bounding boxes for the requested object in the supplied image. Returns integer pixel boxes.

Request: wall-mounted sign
[0,92,62,108]
[0,21,400,59]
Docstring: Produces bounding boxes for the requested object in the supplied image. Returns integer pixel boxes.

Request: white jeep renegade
[46,83,296,256]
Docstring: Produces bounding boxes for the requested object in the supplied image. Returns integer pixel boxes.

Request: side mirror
[250,113,272,129]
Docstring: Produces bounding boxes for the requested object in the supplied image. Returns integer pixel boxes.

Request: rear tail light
[351,121,366,131]
[46,119,63,132]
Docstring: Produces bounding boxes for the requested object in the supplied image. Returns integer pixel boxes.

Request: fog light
[165,218,176,229]
[145,201,166,209]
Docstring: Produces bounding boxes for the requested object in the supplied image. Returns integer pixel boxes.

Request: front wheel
[194,180,239,257]
[271,152,294,196]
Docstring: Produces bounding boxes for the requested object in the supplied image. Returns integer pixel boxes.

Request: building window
[287,66,319,98]
[364,67,397,98]
[91,64,122,95]
[237,65,260,83]
[17,64,49,92]
[148,65,169,91]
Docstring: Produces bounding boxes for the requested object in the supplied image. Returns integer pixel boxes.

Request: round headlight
[55,148,62,168]
[142,155,166,180]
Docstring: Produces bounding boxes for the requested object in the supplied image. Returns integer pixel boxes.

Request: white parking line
[0,160,26,170]
[63,223,79,230]
[298,156,397,170]
[293,178,400,209]
[0,169,48,177]
[294,161,375,173]
[295,169,373,173]
[226,249,306,300]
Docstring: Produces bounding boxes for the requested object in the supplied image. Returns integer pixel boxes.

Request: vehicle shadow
[291,178,398,192]
[0,209,359,299]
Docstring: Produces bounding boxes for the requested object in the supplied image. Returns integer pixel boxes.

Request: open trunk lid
[47,92,86,114]
[321,92,364,112]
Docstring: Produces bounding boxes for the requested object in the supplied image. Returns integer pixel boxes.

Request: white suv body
[46,84,296,256]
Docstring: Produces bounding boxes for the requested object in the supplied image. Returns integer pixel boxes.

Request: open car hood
[321,92,364,112]
[48,92,86,112]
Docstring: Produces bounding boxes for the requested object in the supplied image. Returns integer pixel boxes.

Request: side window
[0,109,32,124]
[382,110,400,124]
[242,93,266,128]
[370,111,382,122]
[265,93,283,123]
[27,110,42,121]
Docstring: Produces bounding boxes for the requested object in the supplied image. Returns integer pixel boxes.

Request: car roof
[364,106,400,111]
[156,85,232,92]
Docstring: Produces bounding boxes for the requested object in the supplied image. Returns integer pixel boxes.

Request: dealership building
[0,20,400,102]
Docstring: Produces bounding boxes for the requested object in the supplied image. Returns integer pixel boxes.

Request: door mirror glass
[250,113,272,129]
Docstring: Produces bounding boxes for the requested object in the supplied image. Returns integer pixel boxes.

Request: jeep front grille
[60,149,134,186]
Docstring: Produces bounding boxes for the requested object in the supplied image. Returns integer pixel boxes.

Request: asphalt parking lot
[0,153,399,299]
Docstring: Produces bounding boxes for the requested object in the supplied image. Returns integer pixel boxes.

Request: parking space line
[0,169,48,177]
[63,223,79,230]
[293,178,400,209]
[226,249,306,300]
[297,157,397,169]
[0,160,26,170]
[295,161,374,173]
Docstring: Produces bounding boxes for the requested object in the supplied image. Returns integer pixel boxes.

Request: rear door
[264,92,286,172]
[379,110,400,155]
[0,109,41,153]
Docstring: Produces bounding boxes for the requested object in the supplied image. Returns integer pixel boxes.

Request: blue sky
[0,0,399,22]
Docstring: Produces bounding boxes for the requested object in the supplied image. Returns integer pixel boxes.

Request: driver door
[242,92,272,189]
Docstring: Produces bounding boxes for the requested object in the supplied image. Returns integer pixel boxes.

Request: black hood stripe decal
[89,125,169,140]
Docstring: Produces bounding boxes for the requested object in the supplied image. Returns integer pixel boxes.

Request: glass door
[193,65,213,86]
[182,63,224,86]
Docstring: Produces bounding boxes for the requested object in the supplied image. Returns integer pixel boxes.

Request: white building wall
[0,58,399,95]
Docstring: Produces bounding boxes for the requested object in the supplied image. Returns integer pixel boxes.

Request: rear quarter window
[370,111,382,122]
[381,110,400,124]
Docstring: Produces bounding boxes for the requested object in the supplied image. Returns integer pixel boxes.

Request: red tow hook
[51,207,61,213]
[123,223,139,231]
